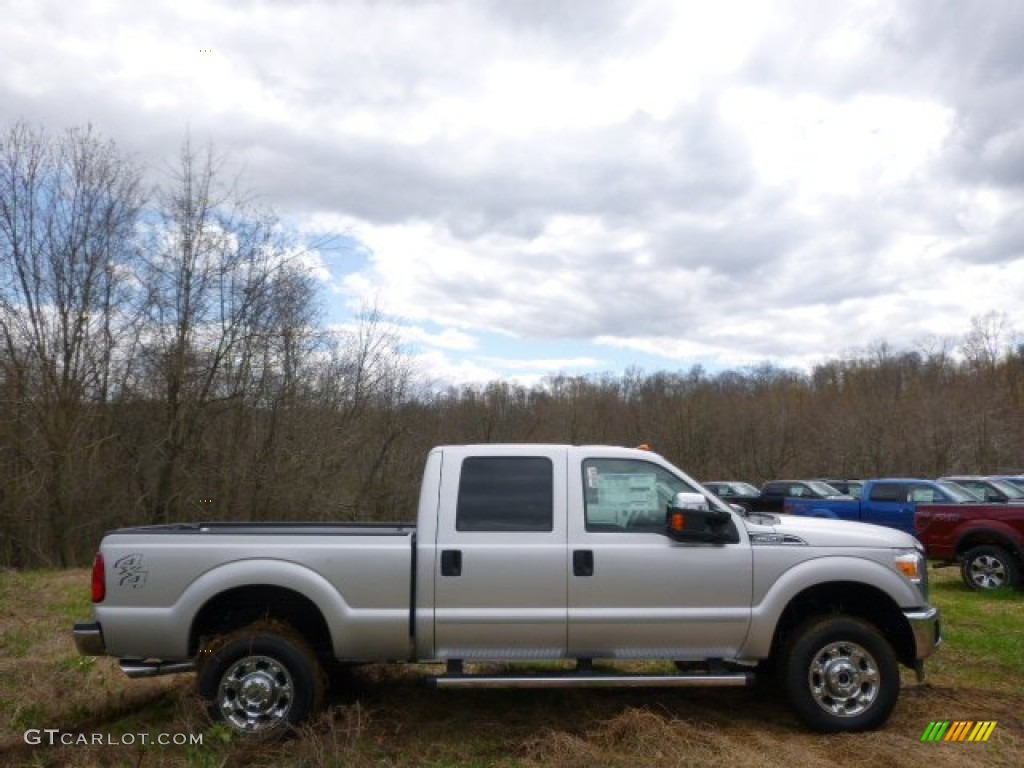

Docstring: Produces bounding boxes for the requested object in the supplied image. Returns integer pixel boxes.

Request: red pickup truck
[915,503,1024,591]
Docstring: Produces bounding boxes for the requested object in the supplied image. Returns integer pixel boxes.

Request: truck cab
[419,446,752,661]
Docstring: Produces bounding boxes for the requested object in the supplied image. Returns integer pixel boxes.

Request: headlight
[894,549,928,598]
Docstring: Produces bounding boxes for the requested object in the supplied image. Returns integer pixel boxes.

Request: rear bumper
[904,606,942,660]
[73,621,106,656]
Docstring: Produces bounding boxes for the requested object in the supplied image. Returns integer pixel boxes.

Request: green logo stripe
[921,721,949,742]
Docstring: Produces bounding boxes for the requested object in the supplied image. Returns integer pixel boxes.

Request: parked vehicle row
[702,479,853,513]
[702,475,1024,593]
[782,479,977,537]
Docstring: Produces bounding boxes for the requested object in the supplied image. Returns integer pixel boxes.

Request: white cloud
[404,326,479,353]
[5,0,1024,385]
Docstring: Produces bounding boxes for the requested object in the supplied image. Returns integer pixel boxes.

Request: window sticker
[589,473,658,525]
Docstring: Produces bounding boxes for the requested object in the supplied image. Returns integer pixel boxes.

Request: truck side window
[909,486,937,503]
[456,457,553,532]
[582,458,695,532]
[868,483,907,502]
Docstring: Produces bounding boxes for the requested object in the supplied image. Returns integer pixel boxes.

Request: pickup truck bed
[88,522,416,662]
[110,521,415,534]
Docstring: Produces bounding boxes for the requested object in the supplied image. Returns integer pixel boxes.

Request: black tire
[197,621,325,738]
[960,545,1020,591]
[782,616,899,733]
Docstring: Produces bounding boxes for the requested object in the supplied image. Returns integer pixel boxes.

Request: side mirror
[666,492,738,543]
[670,492,710,512]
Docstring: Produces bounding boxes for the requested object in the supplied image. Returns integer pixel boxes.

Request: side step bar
[118,656,754,687]
[120,660,196,678]
[432,671,754,689]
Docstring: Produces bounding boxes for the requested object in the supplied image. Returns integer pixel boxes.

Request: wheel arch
[767,581,918,670]
[190,584,333,659]
[954,528,1022,560]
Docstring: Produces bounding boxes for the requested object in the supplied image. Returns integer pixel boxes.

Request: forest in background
[2,122,1023,568]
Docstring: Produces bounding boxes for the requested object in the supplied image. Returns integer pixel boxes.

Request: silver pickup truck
[74,444,940,736]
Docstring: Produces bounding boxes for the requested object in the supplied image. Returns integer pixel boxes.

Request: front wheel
[197,621,326,738]
[782,616,899,732]
[960,545,1019,591]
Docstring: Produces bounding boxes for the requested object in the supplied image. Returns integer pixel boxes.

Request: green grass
[925,565,1024,690]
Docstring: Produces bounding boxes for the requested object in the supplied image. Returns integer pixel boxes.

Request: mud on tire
[196,620,326,738]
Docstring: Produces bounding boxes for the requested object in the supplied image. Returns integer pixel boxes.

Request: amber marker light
[670,513,686,532]
[893,552,922,582]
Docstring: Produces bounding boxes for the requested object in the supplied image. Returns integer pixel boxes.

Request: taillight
[91,552,106,603]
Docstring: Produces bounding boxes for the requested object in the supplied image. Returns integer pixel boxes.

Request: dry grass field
[1,567,1020,767]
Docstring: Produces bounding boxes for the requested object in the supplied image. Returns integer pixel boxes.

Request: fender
[740,555,922,658]
[954,519,1024,555]
[97,559,355,659]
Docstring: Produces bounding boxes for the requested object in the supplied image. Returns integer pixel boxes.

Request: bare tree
[137,138,318,524]
[0,122,144,564]
[962,311,1012,373]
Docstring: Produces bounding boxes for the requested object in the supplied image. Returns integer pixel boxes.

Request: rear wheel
[960,545,1019,591]
[197,621,325,738]
[782,616,899,732]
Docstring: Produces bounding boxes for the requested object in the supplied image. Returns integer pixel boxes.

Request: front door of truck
[433,449,567,659]
[567,455,752,659]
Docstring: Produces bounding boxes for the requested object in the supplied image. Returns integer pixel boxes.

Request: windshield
[990,479,1024,499]
[937,480,982,502]
[998,477,1024,492]
[729,482,760,496]
[808,481,844,496]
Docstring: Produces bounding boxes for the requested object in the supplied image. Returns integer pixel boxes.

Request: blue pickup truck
[783,478,978,535]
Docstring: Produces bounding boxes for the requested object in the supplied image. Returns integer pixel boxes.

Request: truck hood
[743,513,920,549]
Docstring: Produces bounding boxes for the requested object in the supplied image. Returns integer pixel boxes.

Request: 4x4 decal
[114,553,149,589]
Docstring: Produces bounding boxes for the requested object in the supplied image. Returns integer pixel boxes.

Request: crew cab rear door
[432,447,568,659]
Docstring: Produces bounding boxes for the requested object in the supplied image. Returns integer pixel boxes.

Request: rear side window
[869,483,907,502]
[456,457,553,531]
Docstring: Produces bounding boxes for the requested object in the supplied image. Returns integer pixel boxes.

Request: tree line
[2,122,1022,568]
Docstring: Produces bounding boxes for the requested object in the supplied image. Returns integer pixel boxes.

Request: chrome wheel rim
[967,555,1007,589]
[807,641,880,717]
[217,655,295,732]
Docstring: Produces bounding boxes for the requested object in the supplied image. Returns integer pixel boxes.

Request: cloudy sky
[3,0,1024,385]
